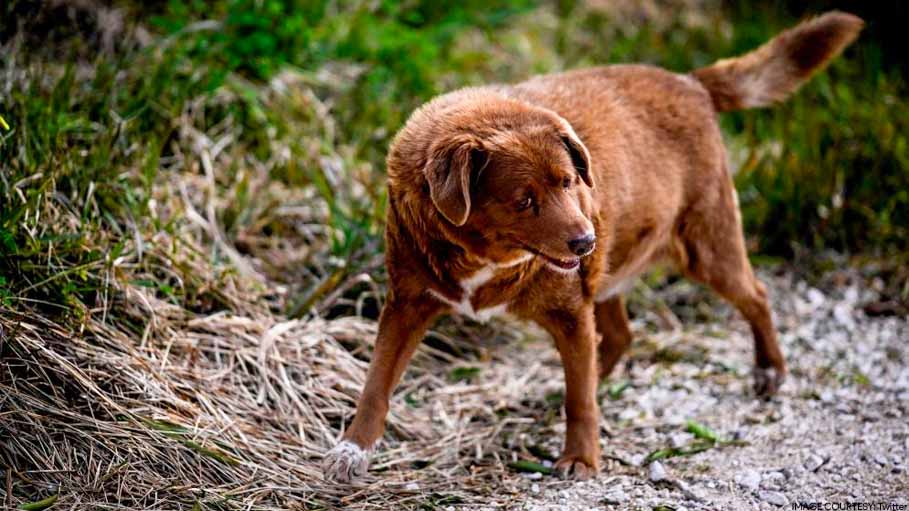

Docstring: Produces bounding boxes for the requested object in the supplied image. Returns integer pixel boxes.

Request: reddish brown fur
[324,11,863,482]
[693,11,863,111]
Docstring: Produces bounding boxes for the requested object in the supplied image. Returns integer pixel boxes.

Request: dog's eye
[516,196,534,211]
[562,177,573,189]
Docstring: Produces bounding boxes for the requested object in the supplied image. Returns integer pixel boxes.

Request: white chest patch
[427,253,532,322]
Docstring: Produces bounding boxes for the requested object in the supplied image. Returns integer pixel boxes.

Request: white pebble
[734,469,761,491]
[759,490,789,507]
[649,461,668,482]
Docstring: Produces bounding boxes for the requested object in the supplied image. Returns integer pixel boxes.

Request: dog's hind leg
[595,296,634,380]
[323,296,441,482]
[673,184,787,397]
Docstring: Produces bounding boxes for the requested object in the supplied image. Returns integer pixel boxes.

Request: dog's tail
[692,11,863,112]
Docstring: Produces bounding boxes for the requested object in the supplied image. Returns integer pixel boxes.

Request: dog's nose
[568,233,596,256]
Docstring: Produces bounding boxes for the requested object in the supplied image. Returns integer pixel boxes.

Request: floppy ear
[424,136,486,226]
[561,128,593,188]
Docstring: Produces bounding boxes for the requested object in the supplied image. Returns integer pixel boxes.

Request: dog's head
[422,101,596,271]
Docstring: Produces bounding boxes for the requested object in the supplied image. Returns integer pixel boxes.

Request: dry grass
[0,89,565,504]
[1,283,560,509]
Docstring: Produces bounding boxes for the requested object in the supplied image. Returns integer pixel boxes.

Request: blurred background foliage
[0,0,906,319]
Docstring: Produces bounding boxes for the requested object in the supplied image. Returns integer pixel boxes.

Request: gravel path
[484,265,908,510]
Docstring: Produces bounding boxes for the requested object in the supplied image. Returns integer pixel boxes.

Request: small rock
[670,432,693,448]
[735,469,761,490]
[602,490,627,505]
[806,288,825,308]
[833,303,855,328]
[805,454,826,472]
[619,408,640,421]
[672,480,702,502]
[542,460,553,468]
[531,483,540,493]
[759,490,789,507]
[525,471,543,480]
[405,482,420,491]
[649,461,668,482]
[844,286,859,303]
[762,471,786,488]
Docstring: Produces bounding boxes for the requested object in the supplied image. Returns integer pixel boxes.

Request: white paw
[323,440,371,482]
[753,365,786,397]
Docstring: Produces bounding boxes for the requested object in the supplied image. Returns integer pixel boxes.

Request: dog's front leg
[323,295,441,482]
[537,304,601,479]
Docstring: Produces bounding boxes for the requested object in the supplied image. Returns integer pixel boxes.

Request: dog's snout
[568,233,596,256]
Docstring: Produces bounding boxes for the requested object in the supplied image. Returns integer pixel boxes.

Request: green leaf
[685,420,720,443]
[607,380,631,400]
[527,444,557,462]
[449,366,481,383]
[507,460,553,475]
[645,440,716,463]
[20,494,59,510]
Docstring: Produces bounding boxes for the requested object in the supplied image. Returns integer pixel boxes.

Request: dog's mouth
[541,254,581,270]
[515,242,583,272]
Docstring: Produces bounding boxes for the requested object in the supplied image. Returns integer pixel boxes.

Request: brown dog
[323,12,862,482]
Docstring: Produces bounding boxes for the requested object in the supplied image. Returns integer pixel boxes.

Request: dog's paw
[554,455,598,480]
[323,440,370,483]
[753,366,786,397]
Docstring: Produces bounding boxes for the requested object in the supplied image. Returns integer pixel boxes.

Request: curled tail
[692,11,863,112]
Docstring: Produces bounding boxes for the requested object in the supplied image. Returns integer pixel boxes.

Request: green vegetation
[645,420,746,464]
[1,0,906,324]
[507,459,554,475]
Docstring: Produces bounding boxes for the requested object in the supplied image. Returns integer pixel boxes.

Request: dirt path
[496,268,909,510]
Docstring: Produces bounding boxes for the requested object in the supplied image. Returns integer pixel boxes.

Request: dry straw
[0,231,574,509]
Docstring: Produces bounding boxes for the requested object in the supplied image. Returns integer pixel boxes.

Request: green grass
[722,4,909,255]
[1,0,906,324]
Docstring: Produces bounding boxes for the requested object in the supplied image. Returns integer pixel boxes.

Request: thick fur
[323,12,862,483]
[693,11,863,111]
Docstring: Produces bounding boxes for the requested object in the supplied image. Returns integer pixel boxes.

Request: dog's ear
[560,128,593,188]
[424,136,486,226]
